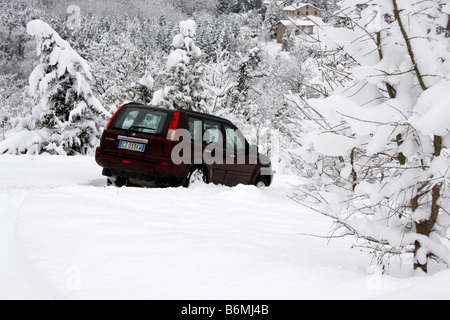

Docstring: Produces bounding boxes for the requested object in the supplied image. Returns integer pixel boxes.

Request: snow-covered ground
[0,155,449,300]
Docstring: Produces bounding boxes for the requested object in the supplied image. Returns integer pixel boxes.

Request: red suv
[95,103,273,188]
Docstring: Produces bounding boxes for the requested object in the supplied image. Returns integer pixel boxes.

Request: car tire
[185,167,207,187]
[107,176,128,187]
[254,176,269,188]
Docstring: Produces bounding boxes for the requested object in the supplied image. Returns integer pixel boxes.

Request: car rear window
[110,106,170,136]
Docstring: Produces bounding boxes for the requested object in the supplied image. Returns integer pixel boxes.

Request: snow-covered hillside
[0,155,449,300]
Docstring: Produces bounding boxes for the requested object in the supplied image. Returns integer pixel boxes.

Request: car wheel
[185,167,207,187]
[254,176,269,188]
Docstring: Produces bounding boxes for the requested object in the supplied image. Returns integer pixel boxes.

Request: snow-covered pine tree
[229,0,262,13]
[130,71,155,105]
[87,17,149,110]
[263,1,284,40]
[0,19,110,155]
[0,2,43,78]
[216,21,241,56]
[225,46,264,118]
[153,19,208,112]
[292,0,450,274]
[216,0,231,15]
[196,19,220,63]
[239,0,263,12]
[156,15,175,55]
[222,45,271,150]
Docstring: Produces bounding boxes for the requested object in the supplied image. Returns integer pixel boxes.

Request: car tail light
[166,111,180,141]
[106,104,128,130]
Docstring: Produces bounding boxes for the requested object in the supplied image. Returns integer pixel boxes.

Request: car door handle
[230,155,236,158]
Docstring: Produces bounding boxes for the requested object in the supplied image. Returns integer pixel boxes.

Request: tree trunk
[393,0,444,273]
[447,14,450,38]
[350,148,357,191]
[413,136,442,272]
[393,0,428,91]
[414,183,441,273]
[377,31,404,164]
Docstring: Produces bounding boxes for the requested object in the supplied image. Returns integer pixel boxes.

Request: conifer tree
[225,46,264,122]
[25,19,109,155]
[153,20,208,112]
[216,0,231,15]
[264,2,283,40]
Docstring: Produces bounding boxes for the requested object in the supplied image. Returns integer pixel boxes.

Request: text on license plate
[119,141,146,152]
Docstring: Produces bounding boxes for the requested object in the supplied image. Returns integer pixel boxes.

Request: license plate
[119,141,146,152]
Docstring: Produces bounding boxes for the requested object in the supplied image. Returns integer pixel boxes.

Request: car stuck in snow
[95,103,273,188]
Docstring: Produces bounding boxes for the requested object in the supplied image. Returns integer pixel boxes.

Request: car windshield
[110,107,169,135]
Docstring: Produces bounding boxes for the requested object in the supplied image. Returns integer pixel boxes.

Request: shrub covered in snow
[292,0,450,274]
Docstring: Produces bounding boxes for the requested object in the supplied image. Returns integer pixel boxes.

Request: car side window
[225,125,246,153]
[203,120,221,146]
[188,117,202,142]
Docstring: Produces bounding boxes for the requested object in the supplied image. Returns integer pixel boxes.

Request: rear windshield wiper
[126,126,156,133]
